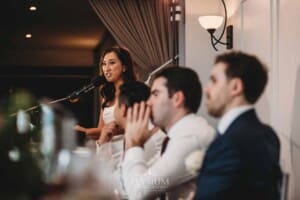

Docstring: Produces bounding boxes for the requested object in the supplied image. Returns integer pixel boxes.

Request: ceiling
[0,0,107,66]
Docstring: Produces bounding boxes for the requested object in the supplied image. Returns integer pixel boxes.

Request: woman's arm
[97,121,124,144]
[74,107,105,140]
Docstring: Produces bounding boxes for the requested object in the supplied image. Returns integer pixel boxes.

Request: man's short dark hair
[154,66,202,113]
[215,51,268,104]
[118,81,150,108]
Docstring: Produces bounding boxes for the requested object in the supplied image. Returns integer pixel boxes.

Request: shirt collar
[167,114,194,138]
[218,105,254,135]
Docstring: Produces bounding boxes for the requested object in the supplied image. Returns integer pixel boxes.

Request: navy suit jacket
[194,109,282,200]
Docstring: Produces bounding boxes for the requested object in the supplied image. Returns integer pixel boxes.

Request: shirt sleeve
[121,115,216,200]
[114,131,165,199]
[122,136,199,200]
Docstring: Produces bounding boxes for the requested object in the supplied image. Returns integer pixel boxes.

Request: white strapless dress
[96,105,124,169]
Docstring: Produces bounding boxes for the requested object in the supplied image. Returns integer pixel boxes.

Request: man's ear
[172,90,185,108]
[230,78,244,97]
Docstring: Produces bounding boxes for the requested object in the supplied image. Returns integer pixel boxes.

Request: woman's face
[101,52,124,83]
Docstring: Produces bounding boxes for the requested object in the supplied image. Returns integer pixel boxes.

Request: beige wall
[184,0,300,199]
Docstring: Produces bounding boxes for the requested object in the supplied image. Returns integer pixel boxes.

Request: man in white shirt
[122,67,215,200]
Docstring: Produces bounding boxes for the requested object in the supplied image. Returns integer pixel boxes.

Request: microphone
[68,76,105,102]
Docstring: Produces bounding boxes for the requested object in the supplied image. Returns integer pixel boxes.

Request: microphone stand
[10,96,70,117]
[10,56,180,117]
[145,55,179,85]
[9,76,102,117]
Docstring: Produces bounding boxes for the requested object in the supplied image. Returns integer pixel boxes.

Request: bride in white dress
[74,46,136,168]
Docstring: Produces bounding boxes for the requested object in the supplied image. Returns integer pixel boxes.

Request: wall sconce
[198,0,233,51]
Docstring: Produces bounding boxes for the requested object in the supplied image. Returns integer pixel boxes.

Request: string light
[25,34,32,39]
[29,6,37,11]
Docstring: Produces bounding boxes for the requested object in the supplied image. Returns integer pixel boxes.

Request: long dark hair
[99,46,136,108]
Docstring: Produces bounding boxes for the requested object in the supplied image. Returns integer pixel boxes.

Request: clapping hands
[124,101,159,149]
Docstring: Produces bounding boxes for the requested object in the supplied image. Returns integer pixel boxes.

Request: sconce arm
[213,0,227,45]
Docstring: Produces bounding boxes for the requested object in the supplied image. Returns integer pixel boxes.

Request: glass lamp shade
[198,16,224,30]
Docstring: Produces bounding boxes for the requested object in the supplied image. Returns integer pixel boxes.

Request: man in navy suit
[194,51,282,200]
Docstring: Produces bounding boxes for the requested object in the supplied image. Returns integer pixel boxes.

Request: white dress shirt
[121,114,216,200]
[218,105,254,135]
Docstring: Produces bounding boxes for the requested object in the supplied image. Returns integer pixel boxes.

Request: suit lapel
[223,109,258,136]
